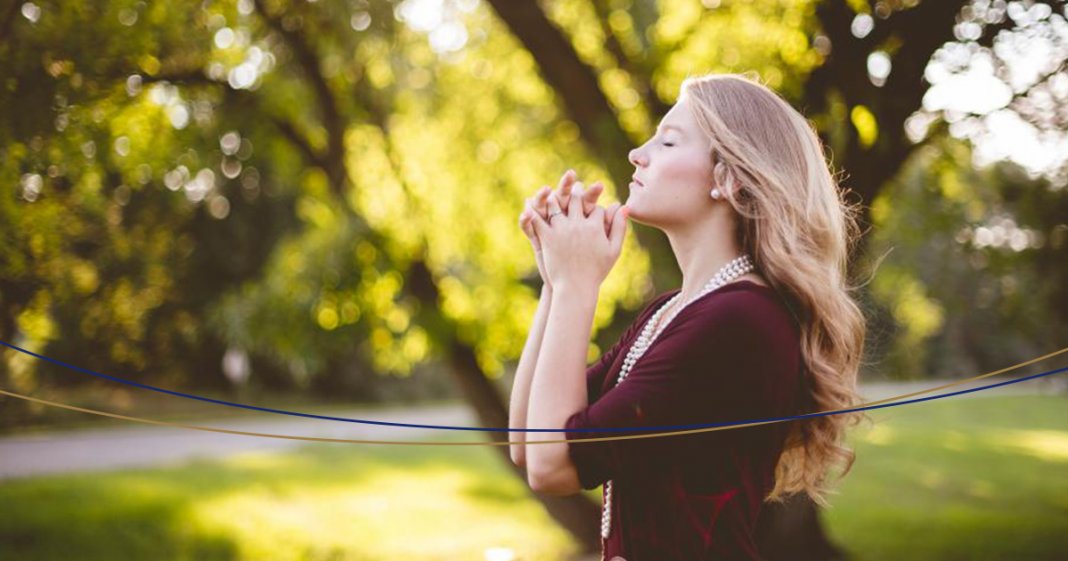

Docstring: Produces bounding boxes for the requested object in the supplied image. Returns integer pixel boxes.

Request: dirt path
[2,377,1061,481]
[0,402,476,480]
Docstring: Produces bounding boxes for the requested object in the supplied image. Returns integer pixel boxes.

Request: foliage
[0,1,298,397]
[2,0,1066,401]
[864,137,1068,379]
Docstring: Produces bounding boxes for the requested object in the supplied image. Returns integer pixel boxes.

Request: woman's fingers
[522,200,541,250]
[531,192,557,238]
[557,169,577,211]
[519,198,532,229]
[608,205,629,258]
[545,190,563,224]
[520,200,532,225]
[550,181,582,217]
[557,169,576,191]
[582,182,604,217]
[567,182,584,217]
[534,185,551,219]
[604,202,620,236]
[534,171,611,223]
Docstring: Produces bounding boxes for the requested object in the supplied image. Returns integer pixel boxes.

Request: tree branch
[271,114,328,169]
[483,0,635,186]
[801,0,970,261]
[252,0,347,194]
[588,0,670,117]
[485,0,689,297]
[0,0,22,46]
[139,67,328,170]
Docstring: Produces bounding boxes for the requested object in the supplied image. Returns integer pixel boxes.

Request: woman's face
[625,94,715,228]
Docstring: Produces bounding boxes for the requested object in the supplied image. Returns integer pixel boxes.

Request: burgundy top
[564,280,804,561]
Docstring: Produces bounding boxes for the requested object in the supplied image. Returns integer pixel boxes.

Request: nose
[628,145,647,168]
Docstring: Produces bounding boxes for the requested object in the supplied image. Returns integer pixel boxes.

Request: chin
[622,204,649,226]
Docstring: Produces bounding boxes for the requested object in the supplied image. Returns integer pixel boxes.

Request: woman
[509,73,867,561]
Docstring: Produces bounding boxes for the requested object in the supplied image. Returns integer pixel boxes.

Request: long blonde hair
[682,74,868,507]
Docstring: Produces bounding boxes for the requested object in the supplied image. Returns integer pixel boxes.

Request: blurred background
[1,0,1067,560]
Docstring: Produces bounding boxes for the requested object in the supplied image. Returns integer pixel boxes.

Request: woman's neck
[665,217,747,303]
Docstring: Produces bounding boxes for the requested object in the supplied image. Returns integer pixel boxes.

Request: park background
[1,0,1067,559]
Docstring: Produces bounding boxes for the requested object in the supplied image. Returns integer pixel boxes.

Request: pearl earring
[710,188,722,200]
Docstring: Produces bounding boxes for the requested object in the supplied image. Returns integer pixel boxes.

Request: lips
[631,175,644,187]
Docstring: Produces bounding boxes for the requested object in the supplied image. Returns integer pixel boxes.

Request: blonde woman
[509,73,867,560]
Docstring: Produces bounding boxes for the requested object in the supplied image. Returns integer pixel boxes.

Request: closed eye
[661,142,675,147]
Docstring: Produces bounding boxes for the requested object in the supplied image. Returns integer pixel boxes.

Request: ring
[547,210,563,223]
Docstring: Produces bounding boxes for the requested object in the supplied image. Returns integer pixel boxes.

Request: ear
[712,162,736,197]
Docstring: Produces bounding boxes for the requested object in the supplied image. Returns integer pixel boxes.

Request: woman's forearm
[509,285,554,467]
[525,284,599,488]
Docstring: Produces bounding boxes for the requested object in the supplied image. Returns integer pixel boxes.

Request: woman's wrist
[549,280,600,304]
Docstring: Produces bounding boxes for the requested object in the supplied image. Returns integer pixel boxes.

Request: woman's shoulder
[673,280,800,338]
[635,280,800,343]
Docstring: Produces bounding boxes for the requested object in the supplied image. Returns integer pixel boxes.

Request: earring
[711,161,729,201]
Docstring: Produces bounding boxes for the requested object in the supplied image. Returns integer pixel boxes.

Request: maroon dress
[564,280,804,561]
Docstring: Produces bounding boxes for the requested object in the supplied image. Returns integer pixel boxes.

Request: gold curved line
[1,345,1065,446]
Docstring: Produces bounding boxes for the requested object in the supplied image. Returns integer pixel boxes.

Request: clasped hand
[517,169,629,292]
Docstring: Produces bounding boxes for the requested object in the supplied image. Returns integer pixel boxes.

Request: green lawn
[824,394,1068,561]
[1,395,1065,561]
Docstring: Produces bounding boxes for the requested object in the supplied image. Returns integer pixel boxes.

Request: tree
[0,0,300,424]
[3,0,1066,558]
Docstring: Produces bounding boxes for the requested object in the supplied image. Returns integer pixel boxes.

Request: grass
[0,394,1065,560]
[0,430,580,561]
[823,394,1068,561]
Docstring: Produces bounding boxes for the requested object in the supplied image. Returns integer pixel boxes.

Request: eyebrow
[657,124,684,135]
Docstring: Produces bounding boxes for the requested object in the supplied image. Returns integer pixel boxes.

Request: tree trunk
[0,286,31,428]
[484,0,682,296]
[447,334,605,552]
[404,258,605,554]
[265,18,611,542]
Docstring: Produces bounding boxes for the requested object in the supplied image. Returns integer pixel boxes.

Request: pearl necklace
[600,254,755,545]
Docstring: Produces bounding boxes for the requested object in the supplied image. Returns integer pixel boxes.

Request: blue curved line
[2,339,1064,433]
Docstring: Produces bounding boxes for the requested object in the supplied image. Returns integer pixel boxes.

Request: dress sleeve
[584,338,622,406]
[564,291,801,490]
[583,293,673,405]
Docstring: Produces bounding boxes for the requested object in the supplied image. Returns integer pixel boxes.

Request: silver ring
[547,210,563,223]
